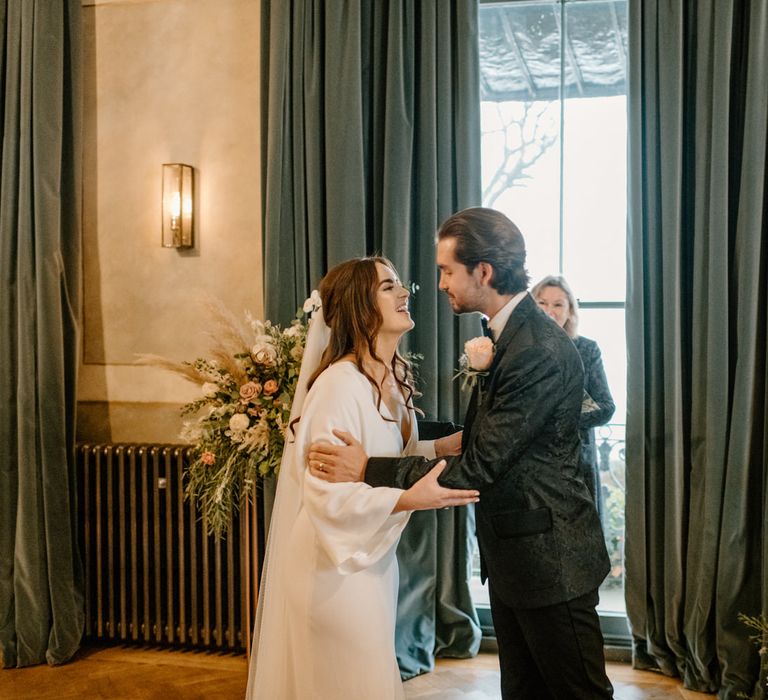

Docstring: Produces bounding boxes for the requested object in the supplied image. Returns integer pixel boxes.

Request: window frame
[477,0,631,654]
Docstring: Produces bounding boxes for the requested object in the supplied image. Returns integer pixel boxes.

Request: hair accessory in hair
[302,289,322,314]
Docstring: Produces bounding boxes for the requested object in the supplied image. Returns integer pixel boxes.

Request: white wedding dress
[246,360,433,700]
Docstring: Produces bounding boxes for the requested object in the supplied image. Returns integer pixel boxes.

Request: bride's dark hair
[307,256,418,419]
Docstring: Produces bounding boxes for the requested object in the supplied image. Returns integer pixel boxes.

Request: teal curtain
[260,0,482,678]
[0,0,84,668]
[626,1,768,697]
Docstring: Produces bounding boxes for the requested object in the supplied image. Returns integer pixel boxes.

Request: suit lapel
[461,294,537,444]
[462,384,481,450]
[486,293,536,380]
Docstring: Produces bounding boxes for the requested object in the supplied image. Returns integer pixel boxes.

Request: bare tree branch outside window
[482,101,558,208]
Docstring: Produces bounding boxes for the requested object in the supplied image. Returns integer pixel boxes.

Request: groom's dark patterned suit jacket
[366,293,609,609]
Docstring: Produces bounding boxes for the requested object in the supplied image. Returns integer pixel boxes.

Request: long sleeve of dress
[297,364,410,574]
[576,336,615,430]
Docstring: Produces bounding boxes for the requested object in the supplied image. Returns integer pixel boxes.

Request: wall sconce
[162,163,194,248]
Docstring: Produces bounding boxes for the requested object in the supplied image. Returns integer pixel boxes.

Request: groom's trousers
[488,585,614,699]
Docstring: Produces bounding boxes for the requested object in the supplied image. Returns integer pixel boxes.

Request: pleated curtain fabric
[0,0,84,668]
[625,1,768,697]
[260,0,482,677]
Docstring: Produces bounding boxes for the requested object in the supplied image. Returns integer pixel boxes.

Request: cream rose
[202,382,219,398]
[229,413,250,432]
[464,336,494,371]
[179,421,203,443]
[251,341,277,365]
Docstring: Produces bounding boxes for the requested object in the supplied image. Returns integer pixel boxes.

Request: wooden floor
[0,644,714,699]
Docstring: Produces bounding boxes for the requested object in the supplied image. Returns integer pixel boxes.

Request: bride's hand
[393,460,479,513]
[434,430,463,457]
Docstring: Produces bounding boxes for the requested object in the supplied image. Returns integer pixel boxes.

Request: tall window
[476,0,628,618]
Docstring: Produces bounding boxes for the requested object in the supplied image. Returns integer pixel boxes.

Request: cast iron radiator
[76,444,261,653]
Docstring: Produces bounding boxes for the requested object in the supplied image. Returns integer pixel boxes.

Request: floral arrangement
[454,335,495,392]
[139,293,321,537]
[738,613,768,699]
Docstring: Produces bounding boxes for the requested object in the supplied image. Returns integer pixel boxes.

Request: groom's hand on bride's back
[308,429,367,482]
[434,430,462,457]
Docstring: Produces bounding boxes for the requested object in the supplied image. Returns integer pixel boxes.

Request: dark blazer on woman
[574,335,615,517]
[366,293,609,610]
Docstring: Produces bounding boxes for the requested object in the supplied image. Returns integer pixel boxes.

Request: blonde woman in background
[531,275,615,521]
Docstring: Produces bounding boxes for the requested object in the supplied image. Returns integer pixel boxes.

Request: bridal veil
[245,304,330,695]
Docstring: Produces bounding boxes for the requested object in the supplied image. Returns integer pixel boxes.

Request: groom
[309,207,613,699]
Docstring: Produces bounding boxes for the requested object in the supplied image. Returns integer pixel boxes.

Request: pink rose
[464,336,494,371]
[239,381,262,402]
[263,379,279,396]
[201,451,216,465]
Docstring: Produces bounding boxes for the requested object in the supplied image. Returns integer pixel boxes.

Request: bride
[246,257,479,699]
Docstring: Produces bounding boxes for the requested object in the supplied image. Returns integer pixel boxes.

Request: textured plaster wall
[78,0,262,443]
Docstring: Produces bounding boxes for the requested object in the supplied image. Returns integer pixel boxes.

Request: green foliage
[602,484,625,588]
[737,613,768,699]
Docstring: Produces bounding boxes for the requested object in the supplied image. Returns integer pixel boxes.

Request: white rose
[179,421,203,443]
[303,289,322,313]
[251,340,277,365]
[202,382,219,398]
[229,413,250,432]
[464,336,495,371]
[283,324,301,338]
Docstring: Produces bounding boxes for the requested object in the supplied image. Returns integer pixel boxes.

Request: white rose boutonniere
[465,336,494,370]
[454,336,495,393]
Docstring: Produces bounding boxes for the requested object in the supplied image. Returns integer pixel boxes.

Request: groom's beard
[447,297,476,314]
[443,288,485,315]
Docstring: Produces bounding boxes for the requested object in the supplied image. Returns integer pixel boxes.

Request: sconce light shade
[162,163,194,248]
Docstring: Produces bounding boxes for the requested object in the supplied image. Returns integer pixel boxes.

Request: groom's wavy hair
[306,256,419,421]
[438,207,529,294]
